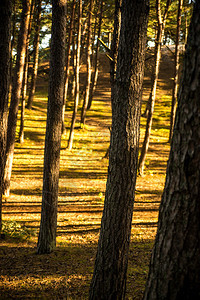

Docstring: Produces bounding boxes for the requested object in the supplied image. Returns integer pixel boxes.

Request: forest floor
[0,48,175,299]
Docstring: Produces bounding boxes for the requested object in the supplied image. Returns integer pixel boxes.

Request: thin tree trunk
[61,0,76,135]
[89,0,149,298]
[37,0,66,255]
[67,0,82,150]
[3,0,31,197]
[81,0,93,125]
[10,0,16,95]
[138,0,171,176]
[19,0,35,143]
[169,0,183,143]
[0,0,12,234]
[87,0,103,110]
[26,0,42,110]
[143,2,200,298]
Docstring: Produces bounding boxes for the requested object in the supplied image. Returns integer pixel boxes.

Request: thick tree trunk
[143,2,200,298]
[169,0,183,143]
[67,0,82,150]
[87,0,103,110]
[26,0,42,110]
[37,0,66,255]
[3,0,31,197]
[0,0,12,234]
[19,0,35,143]
[138,0,171,176]
[89,0,149,298]
[81,0,93,125]
[61,0,76,135]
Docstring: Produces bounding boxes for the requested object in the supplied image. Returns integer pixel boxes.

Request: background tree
[169,0,183,143]
[3,0,31,197]
[143,1,200,298]
[89,0,149,298]
[138,0,171,176]
[37,0,67,254]
[0,0,12,234]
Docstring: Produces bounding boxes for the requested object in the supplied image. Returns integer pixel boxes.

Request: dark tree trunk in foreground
[67,0,82,150]
[26,0,42,110]
[37,0,66,254]
[89,0,149,298]
[143,1,200,299]
[0,0,12,233]
[169,0,183,143]
[3,0,31,197]
[138,0,171,176]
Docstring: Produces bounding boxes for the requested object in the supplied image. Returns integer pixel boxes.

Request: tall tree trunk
[81,0,93,125]
[87,0,103,110]
[61,0,76,135]
[169,0,183,143]
[37,0,66,255]
[138,0,171,176]
[19,0,35,143]
[26,0,42,110]
[89,0,149,298]
[0,0,12,234]
[67,0,82,150]
[143,1,200,298]
[10,0,16,95]
[3,0,31,197]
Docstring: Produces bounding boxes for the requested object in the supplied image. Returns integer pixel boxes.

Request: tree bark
[169,0,183,143]
[3,0,31,197]
[26,0,42,110]
[81,0,93,125]
[0,0,12,233]
[138,0,171,176]
[37,0,66,255]
[143,1,200,298]
[67,0,82,150]
[89,0,149,298]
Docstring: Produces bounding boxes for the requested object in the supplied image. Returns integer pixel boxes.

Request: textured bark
[81,0,93,125]
[3,0,31,197]
[61,0,76,135]
[138,0,171,176]
[37,0,66,254]
[26,0,42,109]
[0,0,12,233]
[67,0,82,150]
[169,0,183,143]
[143,2,200,299]
[87,0,103,110]
[89,0,149,298]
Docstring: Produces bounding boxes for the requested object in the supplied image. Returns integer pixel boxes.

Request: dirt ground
[0,48,174,299]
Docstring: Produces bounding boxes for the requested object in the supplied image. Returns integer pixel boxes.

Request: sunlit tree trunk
[0,0,12,234]
[61,0,76,135]
[67,0,82,150]
[138,0,171,176]
[37,0,66,255]
[81,0,93,125]
[3,0,31,197]
[89,0,149,298]
[87,0,103,110]
[19,0,35,143]
[143,2,200,298]
[169,0,183,143]
[26,0,42,109]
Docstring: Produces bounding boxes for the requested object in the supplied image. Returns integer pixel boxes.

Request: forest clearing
[1,0,199,299]
[0,50,172,299]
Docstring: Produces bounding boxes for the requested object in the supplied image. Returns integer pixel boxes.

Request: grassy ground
[0,50,173,299]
